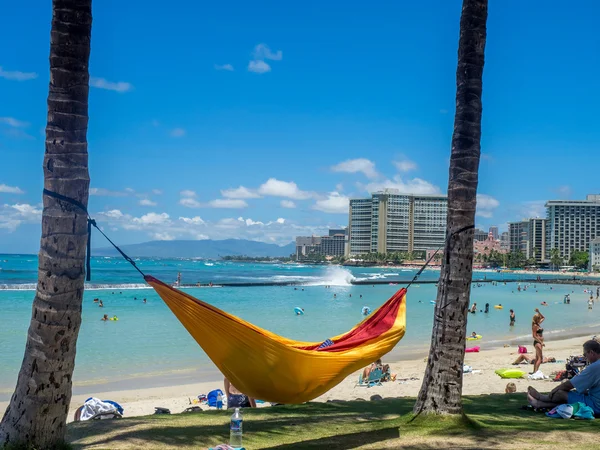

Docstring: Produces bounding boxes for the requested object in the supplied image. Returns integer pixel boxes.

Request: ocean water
[1,254,599,399]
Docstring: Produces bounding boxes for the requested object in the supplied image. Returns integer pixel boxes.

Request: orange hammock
[146,275,406,404]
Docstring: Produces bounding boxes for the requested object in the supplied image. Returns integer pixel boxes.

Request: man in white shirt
[528,340,600,414]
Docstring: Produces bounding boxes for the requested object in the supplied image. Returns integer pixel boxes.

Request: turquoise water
[1,255,599,399]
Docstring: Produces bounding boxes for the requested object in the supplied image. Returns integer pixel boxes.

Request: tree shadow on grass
[265,426,400,449]
[68,400,410,449]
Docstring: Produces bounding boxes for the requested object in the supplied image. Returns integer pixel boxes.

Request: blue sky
[1,0,599,253]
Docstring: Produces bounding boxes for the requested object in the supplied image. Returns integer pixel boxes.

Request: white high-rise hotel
[546,195,600,260]
[348,189,447,255]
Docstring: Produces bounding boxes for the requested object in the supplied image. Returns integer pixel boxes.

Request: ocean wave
[0,283,152,291]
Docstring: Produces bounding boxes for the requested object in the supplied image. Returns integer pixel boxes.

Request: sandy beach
[2,335,592,423]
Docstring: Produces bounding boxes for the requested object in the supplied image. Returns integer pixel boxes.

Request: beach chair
[355,367,383,387]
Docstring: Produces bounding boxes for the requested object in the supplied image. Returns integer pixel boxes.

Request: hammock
[146,275,406,404]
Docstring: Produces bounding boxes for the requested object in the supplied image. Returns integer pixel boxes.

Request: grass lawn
[67,394,600,449]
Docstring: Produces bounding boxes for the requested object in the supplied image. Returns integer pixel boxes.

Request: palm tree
[0,1,92,447]
[413,0,488,415]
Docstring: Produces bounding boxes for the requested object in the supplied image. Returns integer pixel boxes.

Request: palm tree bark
[0,0,92,447]
[413,0,487,415]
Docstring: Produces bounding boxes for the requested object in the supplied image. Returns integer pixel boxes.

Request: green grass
[66,394,600,449]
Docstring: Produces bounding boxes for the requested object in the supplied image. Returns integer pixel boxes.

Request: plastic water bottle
[229,407,243,448]
[216,392,223,410]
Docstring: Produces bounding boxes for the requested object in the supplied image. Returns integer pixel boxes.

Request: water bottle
[216,392,223,410]
[229,407,243,448]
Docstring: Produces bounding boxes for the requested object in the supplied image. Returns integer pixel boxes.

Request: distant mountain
[93,239,296,259]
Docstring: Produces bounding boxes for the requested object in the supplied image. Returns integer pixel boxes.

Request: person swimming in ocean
[101,314,109,321]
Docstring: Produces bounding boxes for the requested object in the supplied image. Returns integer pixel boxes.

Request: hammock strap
[42,189,146,281]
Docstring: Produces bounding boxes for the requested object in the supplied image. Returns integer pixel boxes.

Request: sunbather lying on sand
[513,354,556,365]
[527,340,600,414]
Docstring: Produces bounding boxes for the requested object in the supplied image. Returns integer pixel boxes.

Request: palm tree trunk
[413,0,487,415]
[0,0,92,447]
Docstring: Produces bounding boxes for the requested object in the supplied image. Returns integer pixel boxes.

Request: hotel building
[348,189,447,255]
[546,195,600,259]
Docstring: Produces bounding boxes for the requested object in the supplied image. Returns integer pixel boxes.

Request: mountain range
[93,239,296,259]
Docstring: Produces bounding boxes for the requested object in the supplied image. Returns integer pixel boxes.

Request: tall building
[500,231,509,251]
[546,195,600,259]
[489,226,499,240]
[295,229,347,260]
[528,218,548,262]
[589,237,600,272]
[473,228,488,242]
[508,221,529,255]
[348,198,372,255]
[348,189,447,255]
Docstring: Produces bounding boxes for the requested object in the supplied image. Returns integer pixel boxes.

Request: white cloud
[10,203,42,216]
[132,212,170,225]
[253,44,283,61]
[215,64,234,71]
[258,178,312,200]
[170,128,186,138]
[476,194,500,218]
[280,200,296,208]
[104,209,124,218]
[0,66,37,81]
[335,183,344,192]
[331,158,378,179]
[89,77,133,93]
[0,184,24,194]
[152,189,163,195]
[248,60,271,74]
[152,232,175,241]
[179,216,205,225]
[221,186,261,199]
[243,218,264,226]
[209,199,248,209]
[180,190,197,198]
[517,200,546,220]
[90,187,129,197]
[180,198,202,208]
[393,160,417,172]
[139,199,157,206]
[0,202,42,231]
[361,176,441,195]
[312,192,350,214]
[555,185,572,198]
[0,117,29,128]
[95,207,325,246]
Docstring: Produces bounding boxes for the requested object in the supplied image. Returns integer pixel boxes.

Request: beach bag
[207,389,224,407]
[565,356,588,379]
[518,345,528,354]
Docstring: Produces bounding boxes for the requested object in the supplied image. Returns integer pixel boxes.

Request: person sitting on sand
[224,377,256,409]
[362,359,391,381]
[512,354,556,365]
[528,340,600,414]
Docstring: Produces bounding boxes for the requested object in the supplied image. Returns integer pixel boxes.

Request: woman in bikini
[532,309,545,373]
[224,377,256,409]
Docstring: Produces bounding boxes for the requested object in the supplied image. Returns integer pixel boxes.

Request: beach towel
[528,370,548,380]
[79,397,121,421]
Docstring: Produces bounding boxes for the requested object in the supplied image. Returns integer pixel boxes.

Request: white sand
[1,336,591,422]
